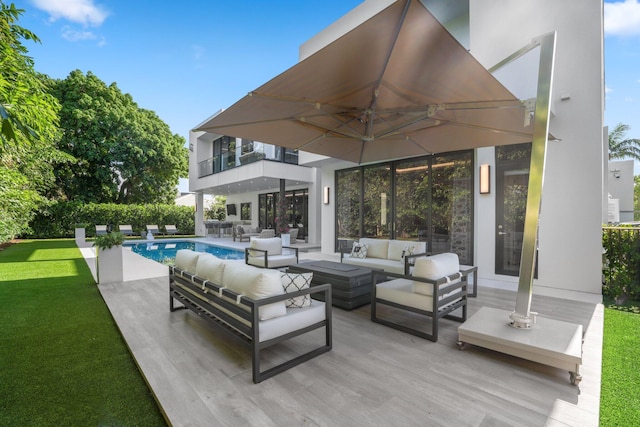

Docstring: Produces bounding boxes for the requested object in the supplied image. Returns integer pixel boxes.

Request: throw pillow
[401,244,415,264]
[280,272,313,308]
[351,242,368,259]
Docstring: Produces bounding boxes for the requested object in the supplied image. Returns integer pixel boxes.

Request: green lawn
[0,240,166,426]
[600,302,640,426]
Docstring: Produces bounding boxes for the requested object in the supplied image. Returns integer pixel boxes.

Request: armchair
[245,237,299,269]
[371,253,468,342]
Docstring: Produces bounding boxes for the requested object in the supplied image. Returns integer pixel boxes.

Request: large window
[335,151,474,264]
[363,164,392,238]
[258,189,308,239]
[336,169,361,246]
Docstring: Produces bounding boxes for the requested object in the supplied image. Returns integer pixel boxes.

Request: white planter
[97,245,124,284]
[75,227,86,245]
[281,233,291,246]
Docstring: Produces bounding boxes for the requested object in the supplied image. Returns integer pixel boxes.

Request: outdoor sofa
[169,249,332,383]
[234,225,260,242]
[340,238,427,275]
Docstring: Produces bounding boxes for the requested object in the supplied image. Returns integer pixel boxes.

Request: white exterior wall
[607,160,634,222]
[471,0,604,298]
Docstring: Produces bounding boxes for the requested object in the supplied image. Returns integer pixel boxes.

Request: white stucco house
[189,0,605,303]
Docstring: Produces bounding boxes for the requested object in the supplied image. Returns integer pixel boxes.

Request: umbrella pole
[509,31,556,329]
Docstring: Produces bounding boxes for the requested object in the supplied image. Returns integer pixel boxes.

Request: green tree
[205,196,226,221]
[0,3,69,242]
[50,70,188,204]
[609,123,640,161]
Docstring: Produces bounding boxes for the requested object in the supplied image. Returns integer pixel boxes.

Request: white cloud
[606,86,614,93]
[61,26,96,41]
[32,0,109,27]
[605,0,640,36]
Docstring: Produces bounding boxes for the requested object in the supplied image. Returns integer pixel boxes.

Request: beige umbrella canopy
[197,0,533,164]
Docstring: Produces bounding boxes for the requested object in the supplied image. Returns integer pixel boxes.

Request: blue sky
[11,0,640,188]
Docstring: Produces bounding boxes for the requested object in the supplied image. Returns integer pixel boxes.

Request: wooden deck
[97,259,602,427]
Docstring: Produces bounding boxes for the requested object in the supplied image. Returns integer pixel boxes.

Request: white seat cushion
[259,300,326,342]
[247,254,297,268]
[376,278,434,311]
[342,257,406,274]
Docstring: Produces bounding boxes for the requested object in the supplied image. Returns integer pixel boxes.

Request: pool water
[126,241,244,265]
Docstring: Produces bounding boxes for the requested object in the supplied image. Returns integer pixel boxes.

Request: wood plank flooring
[98,276,601,427]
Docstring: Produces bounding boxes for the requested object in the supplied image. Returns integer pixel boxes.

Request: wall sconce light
[323,186,330,204]
[479,164,490,194]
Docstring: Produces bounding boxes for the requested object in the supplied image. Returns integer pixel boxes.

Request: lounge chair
[258,229,275,238]
[245,237,299,269]
[95,225,107,236]
[118,225,134,236]
[164,225,178,236]
[146,225,160,235]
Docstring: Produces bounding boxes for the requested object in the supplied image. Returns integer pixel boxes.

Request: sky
[10,0,640,189]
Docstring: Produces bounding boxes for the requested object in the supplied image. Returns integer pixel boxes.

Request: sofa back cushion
[387,240,408,261]
[359,238,389,259]
[386,241,428,261]
[222,261,286,320]
[414,253,460,280]
[249,237,282,256]
[175,249,200,272]
[412,253,461,296]
[195,253,226,284]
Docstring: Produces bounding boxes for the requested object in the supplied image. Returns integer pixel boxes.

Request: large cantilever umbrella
[197,0,534,164]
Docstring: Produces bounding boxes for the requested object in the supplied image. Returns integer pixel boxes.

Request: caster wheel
[570,372,582,386]
[457,341,467,350]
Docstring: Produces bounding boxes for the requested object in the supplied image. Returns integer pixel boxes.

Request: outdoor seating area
[97,252,602,426]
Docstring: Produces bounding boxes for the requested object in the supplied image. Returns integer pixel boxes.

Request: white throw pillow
[281,272,313,308]
[175,249,200,272]
[195,253,226,284]
[351,242,368,259]
[400,245,415,264]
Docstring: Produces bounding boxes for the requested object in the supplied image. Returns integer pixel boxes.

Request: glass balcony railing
[198,144,299,178]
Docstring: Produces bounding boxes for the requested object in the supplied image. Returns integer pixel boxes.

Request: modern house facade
[189,0,605,302]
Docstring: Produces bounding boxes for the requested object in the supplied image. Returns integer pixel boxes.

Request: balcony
[198,144,298,178]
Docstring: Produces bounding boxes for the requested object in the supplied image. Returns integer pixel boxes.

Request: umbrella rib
[363,0,412,154]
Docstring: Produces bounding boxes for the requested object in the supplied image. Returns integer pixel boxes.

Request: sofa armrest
[282,245,299,263]
[245,247,268,267]
[403,251,429,274]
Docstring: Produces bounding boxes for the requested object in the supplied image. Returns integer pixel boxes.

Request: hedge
[25,201,195,238]
[603,226,640,303]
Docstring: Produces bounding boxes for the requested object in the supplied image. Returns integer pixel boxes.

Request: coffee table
[287,261,379,310]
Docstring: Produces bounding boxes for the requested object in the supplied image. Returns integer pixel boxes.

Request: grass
[0,240,167,426]
[600,299,640,427]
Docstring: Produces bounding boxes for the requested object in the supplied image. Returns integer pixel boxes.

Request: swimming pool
[126,240,244,265]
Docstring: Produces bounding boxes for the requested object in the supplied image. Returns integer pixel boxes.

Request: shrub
[603,226,640,303]
[26,201,195,238]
